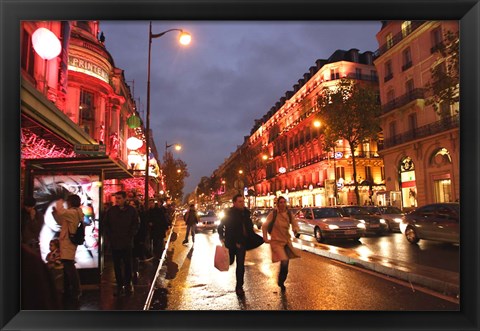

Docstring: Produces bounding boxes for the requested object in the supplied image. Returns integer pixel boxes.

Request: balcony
[381,114,459,149]
[374,21,425,58]
[345,73,379,83]
[382,88,425,115]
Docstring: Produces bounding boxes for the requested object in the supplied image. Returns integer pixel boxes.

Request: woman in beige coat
[262,196,300,291]
[52,194,84,300]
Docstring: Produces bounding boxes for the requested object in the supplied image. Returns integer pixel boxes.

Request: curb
[292,238,459,299]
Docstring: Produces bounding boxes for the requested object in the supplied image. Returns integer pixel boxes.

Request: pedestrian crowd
[20,190,175,308]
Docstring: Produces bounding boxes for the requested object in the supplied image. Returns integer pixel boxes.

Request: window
[408,113,417,133]
[387,89,395,103]
[384,60,393,82]
[330,68,340,80]
[80,90,95,135]
[415,205,435,218]
[336,166,345,180]
[405,79,414,95]
[389,121,397,140]
[355,68,362,79]
[402,47,412,71]
[370,70,378,81]
[21,29,35,77]
[386,33,394,49]
[401,21,412,37]
[364,166,373,182]
[431,27,443,53]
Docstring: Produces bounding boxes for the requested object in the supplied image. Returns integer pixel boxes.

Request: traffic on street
[145,216,459,311]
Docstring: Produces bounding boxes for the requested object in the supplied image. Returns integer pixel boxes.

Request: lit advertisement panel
[34,175,100,269]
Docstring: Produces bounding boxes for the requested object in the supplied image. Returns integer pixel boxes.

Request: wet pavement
[78,216,460,310]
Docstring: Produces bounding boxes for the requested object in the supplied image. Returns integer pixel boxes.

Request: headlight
[394,218,402,223]
[261,217,267,224]
[328,224,339,230]
[358,219,365,223]
[357,223,366,229]
[214,220,220,225]
[379,218,386,224]
[218,211,225,219]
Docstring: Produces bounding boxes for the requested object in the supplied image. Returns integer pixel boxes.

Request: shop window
[434,179,452,203]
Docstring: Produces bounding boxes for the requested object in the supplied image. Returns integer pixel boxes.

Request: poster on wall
[33,175,100,269]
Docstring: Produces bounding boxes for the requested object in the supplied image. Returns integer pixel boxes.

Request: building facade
[211,49,385,208]
[373,21,459,209]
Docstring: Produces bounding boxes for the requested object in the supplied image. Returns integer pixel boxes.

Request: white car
[195,210,220,233]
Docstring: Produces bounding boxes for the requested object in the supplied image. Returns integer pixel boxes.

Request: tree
[426,30,459,118]
[317,79,381,204]
[236,144,264,194]
[162,151,189,204]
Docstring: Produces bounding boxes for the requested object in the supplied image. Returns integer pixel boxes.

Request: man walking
[182,204,199,244]
[104,191,139,296]
[148,199,169,259]
[217,194,258,296]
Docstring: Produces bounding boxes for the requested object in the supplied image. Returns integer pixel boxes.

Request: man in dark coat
[104,191,139,296]
[148,199,169,259]
[217,193,261,296]
[21,196,43,256]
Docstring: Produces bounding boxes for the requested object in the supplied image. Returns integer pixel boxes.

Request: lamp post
[144,22,191,211]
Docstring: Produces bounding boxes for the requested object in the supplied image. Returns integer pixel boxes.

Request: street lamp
[31,27,61,95]
[165,141,182,154]
[145,22,191,211]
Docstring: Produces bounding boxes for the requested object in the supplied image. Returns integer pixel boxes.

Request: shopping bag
[214,245,229,271]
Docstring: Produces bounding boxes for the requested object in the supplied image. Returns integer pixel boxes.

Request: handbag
[214,245,229,271]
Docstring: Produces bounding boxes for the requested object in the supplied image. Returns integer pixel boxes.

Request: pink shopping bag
[214,245,229,271]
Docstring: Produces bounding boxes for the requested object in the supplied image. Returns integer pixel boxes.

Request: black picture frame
[1,0,478,330]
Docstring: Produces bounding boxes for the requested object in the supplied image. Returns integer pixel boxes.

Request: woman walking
[262,196,300,291]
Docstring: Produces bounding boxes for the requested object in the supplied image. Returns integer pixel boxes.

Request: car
[363,205,404,232]
[294,207,366,243]
[399,203,459,244]
[338,205,389,234]
[195,210,220,233]
[251,208,273,229]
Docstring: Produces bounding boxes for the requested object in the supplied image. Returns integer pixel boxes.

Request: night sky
[100,21,382,196]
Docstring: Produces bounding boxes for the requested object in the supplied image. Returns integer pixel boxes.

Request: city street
[146,220,459,311]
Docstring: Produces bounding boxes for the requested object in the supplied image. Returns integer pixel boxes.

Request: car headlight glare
[261,217,267,223]
[218,211,225,219]
[359,219,365,223]
[380,218,386,224]
[328,224,339,230]
[214,220,220,225]
[357,223,366,229]
[394,218,402,223]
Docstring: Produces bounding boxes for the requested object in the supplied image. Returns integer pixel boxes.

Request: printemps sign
[68,56,109,83]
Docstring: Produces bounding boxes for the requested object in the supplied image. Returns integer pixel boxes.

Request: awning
[25,156,133,180]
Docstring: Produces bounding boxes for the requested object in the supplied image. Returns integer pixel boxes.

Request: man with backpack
[51,194,84,302]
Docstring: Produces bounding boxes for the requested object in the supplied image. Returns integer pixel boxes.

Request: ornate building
[212,49,385,208]
[373,21,459,209]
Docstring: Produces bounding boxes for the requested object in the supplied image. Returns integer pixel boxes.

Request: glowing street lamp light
[31,27,61,95]
[144,22,191,211]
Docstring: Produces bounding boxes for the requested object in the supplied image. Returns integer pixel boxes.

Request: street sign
[74,144,106,155]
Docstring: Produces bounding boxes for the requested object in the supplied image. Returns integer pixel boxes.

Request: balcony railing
[382,114,459,149]
[382,88,425,114]
[374,21,425,58]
